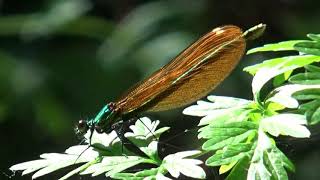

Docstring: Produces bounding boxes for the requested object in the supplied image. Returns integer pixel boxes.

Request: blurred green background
[1,0,319,179]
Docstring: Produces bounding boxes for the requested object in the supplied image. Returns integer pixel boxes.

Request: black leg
[112,119,149,158]
[74,127,95,164]
[135,116,158,141]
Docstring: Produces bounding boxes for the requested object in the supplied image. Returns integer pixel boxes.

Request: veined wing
[116,25,246,113]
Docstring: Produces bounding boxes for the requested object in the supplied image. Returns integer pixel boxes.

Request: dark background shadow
[0,0,319,179]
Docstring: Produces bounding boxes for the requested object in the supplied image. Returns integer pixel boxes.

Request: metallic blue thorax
[87,104,113,127]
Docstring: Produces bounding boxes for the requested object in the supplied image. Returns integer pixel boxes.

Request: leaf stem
[59,157,102,180]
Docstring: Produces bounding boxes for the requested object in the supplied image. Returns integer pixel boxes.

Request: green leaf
[111,173,142,180]
[10,145,98,179]
[263,148,289,180]
[273,148,295,172]
[292,88,320,100]
[305,64,320,72]
[267,84,320,108]
[183,96,252,127]
[133,167,162,177]
[207,96,252,107]
[112,167,164,180]
[293,89,320,125]
[80,156,149,177]
[202,130,257,151]
[219,161,237,174]
[260,114,310,138]
[266,102,286,111]
[124,118,169,159]
[10,117,167,179]
[273,70,293,87]
[183,95,251,117]
[251,55,320,97]
[206,143,254,166]
[244,57,286,76]
[226,156,251,180]
[198,108,252,126]
[126,117,169,140]
[289,72,320,84]
[294,41,320,56]
[299,99,320,125]
[311,106,320,125]
[162,150,206,179]
[307,34,320,42]
[198,121,258,139]
[139,141,159,160]
[59,159,101,180]
[246,40,305,54]
[248,131,294,180]
[244,55,320,76]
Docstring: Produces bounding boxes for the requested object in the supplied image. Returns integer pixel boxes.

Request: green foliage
[246,40,305,54]
[184,32,320,179]
[247,131,295,180]
[10,29,320,180]
[10,118,205,179]
[294,34,320,56]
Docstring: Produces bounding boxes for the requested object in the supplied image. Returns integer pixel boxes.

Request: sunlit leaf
[163,151,205,179]
[219,161,237,174]
[206,96,252,107]
[198,120,258,139]
[10,117,168,179]
[260,114,310,138]
[247,132,294,179]
[183,96,251,117]
[246,40,304,54]
[244,55,320,76]
[126,118,162,139]
[267,84,320,108]
[248,131,294,180]
[80,156,149,177]
[10,145,98,179]
[266,102,286,111]
[198,108,252,126]
[251,55,320,97]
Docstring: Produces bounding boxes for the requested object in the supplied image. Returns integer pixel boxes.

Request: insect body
[75,24,266,138]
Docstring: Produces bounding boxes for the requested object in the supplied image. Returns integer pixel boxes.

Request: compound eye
[75,119,89,135]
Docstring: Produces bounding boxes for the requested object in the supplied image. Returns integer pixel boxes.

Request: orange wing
[116,25,246,114]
